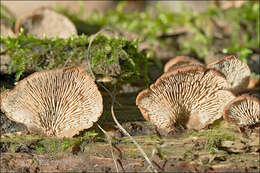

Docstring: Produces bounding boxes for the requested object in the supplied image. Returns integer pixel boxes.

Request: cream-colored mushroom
[164,56,203,73]
[15,7,77,38]
[207,55,251,94]
[136,65,235,133]
[223,95,260,127]
[1,66,103,138]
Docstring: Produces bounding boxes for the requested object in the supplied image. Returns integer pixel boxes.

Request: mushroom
[207,55,251,94]
[15,7,77,38]
[136,65,235,133]
[223,95,260,132]
[164,56,203,73]
[0,66,103,138]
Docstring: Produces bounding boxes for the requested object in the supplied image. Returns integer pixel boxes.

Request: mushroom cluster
[1,66,103,138]
[137,55,259,134]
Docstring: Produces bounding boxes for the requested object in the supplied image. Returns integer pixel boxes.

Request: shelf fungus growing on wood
[223,95,260,132]
[136,65,235,133]
[0,66,103,138]
[207,55,251,94]
[15,7,77,38]
[164,56,203,73]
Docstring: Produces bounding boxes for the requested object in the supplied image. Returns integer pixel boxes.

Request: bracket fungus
[136,65,235,133]
[207,55,251,94]
[0,66,103,138]
[15,7,77,38]
[164,56,203,73]
[223,95,260,131]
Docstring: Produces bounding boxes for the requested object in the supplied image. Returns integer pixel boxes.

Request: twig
[63,55,72,67]
[110,87,158,173]
[85,28,156,172]
[85,27,120,80]
[97,124,119,173]
[97,82,122,107]
[85,27,122,107]
[85,30,101,80]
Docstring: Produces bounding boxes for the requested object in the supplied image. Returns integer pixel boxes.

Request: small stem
[110,87,158,173]
[97,124,119,173]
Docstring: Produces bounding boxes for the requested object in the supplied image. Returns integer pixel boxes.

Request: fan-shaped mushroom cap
[136,65,235,132]
[164,56,203,73]
[207,55,251,94]
[15,7,77,38]
[0,66,103,138]
[223,95,260,127]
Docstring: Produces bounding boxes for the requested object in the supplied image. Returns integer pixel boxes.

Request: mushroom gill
[164,56,203,73]
[136,65,235,133]
[223,95,260,128]
[15,7,77,38]
[207,55,251,94]
[0,66,103,138]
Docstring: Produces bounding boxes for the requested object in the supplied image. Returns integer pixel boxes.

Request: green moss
[191,127,235,153]
[1,31,149,84]
[57,2,258,62]
[157,148,168,160]
[1,134,43,143]
[1,131,100,156]
[35,141,45,154]
[119,134,159,144]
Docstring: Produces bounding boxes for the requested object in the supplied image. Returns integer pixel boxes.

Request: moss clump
[0,31,149,84]
[1,131,100,157]
[191,122,235,153]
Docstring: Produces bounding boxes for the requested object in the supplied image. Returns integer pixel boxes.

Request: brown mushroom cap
[1,66,103,138]
[136,65,235,132]
[223,95,260,127]
[15,7,77,38]
[164,56,203,73]
[207,55,251,94]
